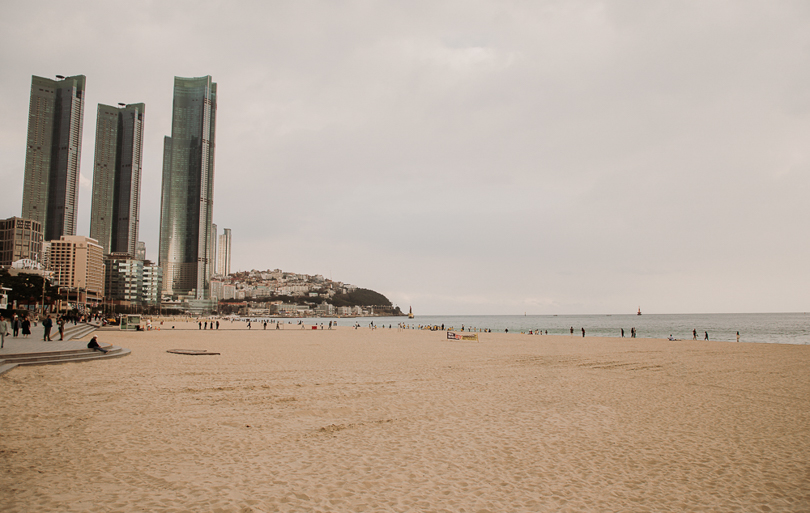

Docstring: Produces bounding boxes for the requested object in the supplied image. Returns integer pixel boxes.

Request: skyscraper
[135,241,146,261]
[210,223,217,276]
[159,76,217,299]
[89,103,145,256]
[217,228,231,276]
[21,75,86,241]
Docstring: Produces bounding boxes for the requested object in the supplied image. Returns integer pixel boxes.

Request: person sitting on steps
[87,336,110,354]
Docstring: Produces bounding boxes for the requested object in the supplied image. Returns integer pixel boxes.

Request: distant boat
[408,306,414,319]
[637,307,642,316]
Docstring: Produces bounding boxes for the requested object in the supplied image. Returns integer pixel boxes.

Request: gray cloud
[1,0,809,314]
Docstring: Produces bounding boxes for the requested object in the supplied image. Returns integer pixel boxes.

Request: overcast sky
[1,1,809,315]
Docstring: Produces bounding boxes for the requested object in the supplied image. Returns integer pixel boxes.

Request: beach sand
[1,322,809,512]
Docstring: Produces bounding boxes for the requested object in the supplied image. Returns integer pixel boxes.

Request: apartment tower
[217,228,231,276]
[21,75,86,241]
[158,76,217,299]
[89,103,145,256]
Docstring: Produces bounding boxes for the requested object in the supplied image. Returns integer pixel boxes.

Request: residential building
[0,217,44,267]
[217,228,231,276]
[104,253,143,306]
[210,223,217,276]
[47,235,104,306]
[89,103,145,256]
[210,279,224,300]
[142,261,163,307]
[159,75,217,299]
[21,75,86,241]
[135,241,146,261]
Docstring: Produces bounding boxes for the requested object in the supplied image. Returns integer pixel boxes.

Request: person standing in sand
[621,328,624,337]
[570,327,574,336]
[581,328,585,337]
[736,331,740,342]
[693,329,697,340]
[704,331,709,341]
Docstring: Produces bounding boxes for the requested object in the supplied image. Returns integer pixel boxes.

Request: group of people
[198,320,220,330]
[0,312,79,348]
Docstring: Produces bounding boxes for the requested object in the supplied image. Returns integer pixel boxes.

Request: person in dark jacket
[87,336,109,353]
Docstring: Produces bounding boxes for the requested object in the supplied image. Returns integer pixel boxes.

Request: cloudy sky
[1,1,808,315]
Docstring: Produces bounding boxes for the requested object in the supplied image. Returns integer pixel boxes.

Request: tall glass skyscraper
[89,103,145,256]
[21,75,86,241]
[159,76,217,299]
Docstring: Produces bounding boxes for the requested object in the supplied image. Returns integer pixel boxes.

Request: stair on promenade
[0,321,129,376]
[61,322,100,341]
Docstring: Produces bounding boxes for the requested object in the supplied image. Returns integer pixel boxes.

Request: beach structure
[21,75,86,241]
[89,103,145,256]
[158,76,217,301]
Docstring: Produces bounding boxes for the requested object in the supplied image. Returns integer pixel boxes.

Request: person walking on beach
[736,331,740,342]
[198,321,202,330]
[581,327,585,337]
[621,328,624,337]
[216,321,220,329]
[704,331,709,341]
[693,329,697,340]
[570,326,574,336]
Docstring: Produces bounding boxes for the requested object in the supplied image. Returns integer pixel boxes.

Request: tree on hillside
[330,288,392,308]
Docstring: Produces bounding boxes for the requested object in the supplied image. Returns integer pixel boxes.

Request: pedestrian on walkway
[42,315,53,341]
[0,315,9,349]
[58,317,65,340]
[22,317,31,338]
[12,315,20,337]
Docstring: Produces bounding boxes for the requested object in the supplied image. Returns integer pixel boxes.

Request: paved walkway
[0,322,98,356]
[0,338,93,356]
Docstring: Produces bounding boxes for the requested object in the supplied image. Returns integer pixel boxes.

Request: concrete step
[0,363,18,377]
[15,347,132,366]
[0,346,114,361]
[61,323,99,341]
[3,346,126,365]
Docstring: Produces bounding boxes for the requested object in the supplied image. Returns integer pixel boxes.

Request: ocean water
[318,313,810,345]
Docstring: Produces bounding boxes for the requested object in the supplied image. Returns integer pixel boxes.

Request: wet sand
[1,322,809,512]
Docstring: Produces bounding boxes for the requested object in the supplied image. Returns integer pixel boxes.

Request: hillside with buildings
[208,269,403,318]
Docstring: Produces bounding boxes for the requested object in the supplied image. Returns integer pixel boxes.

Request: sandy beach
[1,322,809,512]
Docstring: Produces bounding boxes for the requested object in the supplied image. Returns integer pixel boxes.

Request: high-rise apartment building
[158,76,217,299]
[90,103,145,256]
[210,223,217,276]
[47,235,105,306]
[0,217,44,266]
[21,75,86,241]
[135,241,146,261]
[217,228,231,276]
[104,253,144,306]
